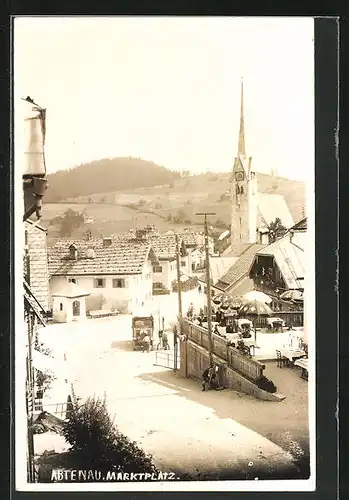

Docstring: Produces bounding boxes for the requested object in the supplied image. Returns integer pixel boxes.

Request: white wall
[49,259,153,314]
[152,259,177,291]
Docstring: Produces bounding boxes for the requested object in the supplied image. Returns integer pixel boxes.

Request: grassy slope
[43,172,305,245]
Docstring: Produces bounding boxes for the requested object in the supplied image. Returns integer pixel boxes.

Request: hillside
[44,157,181,202]
[41,163,306,246]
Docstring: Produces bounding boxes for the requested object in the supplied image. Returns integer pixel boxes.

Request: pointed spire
[237,77,245,157]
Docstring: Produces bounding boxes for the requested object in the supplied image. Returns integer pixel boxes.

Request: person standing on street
[142,333,151,353]
[162,331,169,350]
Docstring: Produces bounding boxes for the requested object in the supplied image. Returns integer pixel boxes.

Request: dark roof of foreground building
[215,243,265,292]
[291,217,307,231]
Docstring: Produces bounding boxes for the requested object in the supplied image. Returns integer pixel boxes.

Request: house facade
[148,233,188,293]
[48,237,158,314]
[248,218,306,314]
[25,219,50,311]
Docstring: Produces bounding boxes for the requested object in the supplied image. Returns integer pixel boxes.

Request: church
[229,79,294,254]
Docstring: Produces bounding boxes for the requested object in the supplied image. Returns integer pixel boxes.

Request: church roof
[257,193,294,229]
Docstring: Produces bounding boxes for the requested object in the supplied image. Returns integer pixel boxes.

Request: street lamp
[196,212,215,365]
[22,96,48,221]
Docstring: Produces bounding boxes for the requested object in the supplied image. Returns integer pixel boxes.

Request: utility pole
[174,234,183,371]
[196,213,215,365]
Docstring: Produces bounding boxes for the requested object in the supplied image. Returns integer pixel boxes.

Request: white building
[148,234,187,293]
[48,237,158,314]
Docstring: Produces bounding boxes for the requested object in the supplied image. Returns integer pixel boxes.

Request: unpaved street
[41,314,306,481]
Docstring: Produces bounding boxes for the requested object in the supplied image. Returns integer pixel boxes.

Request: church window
[240,186,244,194]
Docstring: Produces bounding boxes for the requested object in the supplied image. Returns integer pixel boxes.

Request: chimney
[86,247,96,259]
[103,237,112,248]
[69,244,78,260]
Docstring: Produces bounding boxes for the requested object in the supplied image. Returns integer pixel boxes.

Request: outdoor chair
[276,350,289,368]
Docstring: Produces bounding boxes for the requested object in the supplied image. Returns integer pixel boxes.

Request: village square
[17,17,313,487]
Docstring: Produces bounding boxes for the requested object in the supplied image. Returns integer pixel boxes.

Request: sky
[14,16,314,181]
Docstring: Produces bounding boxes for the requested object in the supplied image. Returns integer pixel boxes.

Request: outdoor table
[294,357,309,380]
[237,319,253,332]
[280,348,306,363]
[267,317,285,331]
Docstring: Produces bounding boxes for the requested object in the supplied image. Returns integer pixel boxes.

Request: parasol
[239,300,273,343]
[243,290,272,304]
[279,289,304,304]
[228,295,244,310]
[239,300,273,317]
[212,294,223,305]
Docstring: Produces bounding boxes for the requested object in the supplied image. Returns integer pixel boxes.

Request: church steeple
[237,77,245,157]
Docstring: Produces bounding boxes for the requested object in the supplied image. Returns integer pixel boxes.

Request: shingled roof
[48,239,158,277]
[177,232,200,248]
[215,243,265,292]
[291,217,307,231]
[148,234,186,260]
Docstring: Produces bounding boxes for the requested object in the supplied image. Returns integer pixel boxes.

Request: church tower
[230,78,258,246]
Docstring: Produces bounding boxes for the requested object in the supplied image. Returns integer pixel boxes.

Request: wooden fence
[247,311,303,328]
[182,319,265,382]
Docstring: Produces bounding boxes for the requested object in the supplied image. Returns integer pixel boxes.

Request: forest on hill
[45,157,181,202]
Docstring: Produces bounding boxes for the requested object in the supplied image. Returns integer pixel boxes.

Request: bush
[256,376,277,394]
[62,395,158,474]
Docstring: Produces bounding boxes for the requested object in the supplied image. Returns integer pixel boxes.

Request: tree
[59,209,85,237]
[176,209,186,223]
[268,217,287,243]
[62,395,158,475]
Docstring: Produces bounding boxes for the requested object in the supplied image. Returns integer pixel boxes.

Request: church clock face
[235,171,244,181]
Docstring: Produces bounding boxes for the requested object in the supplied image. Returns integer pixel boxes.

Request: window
[94,278,105,288]
[59,303,63,311]
[153,282,164,289]
[181,261,186,267]
[113,278,126,288]
[153,265,163,273]
[68,278,76,284]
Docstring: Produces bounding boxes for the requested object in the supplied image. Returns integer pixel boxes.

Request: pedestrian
[202,364,216,391]
[162,331,169,350]
[142,333,151,353]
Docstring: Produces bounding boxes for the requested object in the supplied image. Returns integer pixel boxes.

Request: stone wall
[26,221,49,311]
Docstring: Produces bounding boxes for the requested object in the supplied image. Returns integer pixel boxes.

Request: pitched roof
[215,243,265,291]
[48,239,158,277]
[291,217,307,231]
[257,193,294,229]
[252,234,305,289]
[198,257,238,285]
[177,232,199,247]
[148,233,186,260]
